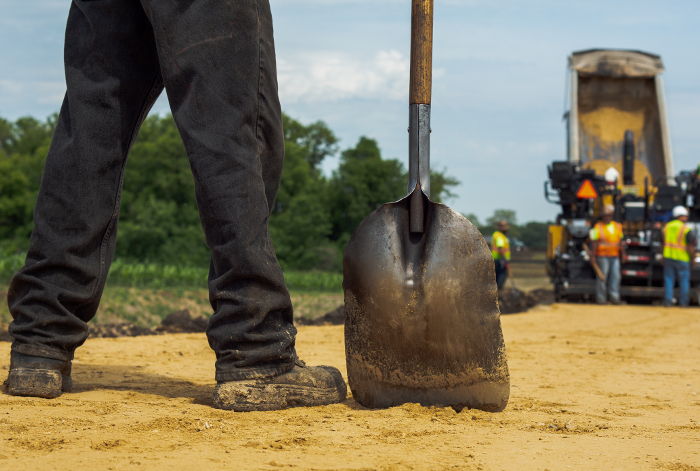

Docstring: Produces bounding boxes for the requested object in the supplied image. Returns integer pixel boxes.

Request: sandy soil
[1,303,698,470]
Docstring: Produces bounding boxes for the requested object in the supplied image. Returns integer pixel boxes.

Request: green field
[0,253,551,328]
[0,255,343,327]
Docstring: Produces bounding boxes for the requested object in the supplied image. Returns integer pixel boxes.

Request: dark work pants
[8,0,297,382]
[494,259,507,290]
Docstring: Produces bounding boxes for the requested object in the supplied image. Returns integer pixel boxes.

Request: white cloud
[278,49,409,103]
[0,80,65,114]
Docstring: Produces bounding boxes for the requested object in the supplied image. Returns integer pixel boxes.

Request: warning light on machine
[576,179,598,199]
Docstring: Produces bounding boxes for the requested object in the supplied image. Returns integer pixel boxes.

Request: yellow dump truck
[545,49,700,303]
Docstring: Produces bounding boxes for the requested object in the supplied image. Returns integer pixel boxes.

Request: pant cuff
[11,342,74,363]
[215,361,295,382]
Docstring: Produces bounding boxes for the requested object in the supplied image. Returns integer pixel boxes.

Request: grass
[0,284,342,328]
[0,254,343,327]
[0,255,342,292]
[0,252,552,328]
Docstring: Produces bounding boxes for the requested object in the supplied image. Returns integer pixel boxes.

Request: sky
[1,0,699,223]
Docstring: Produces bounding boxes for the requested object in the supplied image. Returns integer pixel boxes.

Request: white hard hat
[673,206,689,217]
[604,167,620,183]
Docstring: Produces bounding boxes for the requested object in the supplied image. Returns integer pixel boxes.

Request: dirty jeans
[595,256,620,303]
[663,258,690,306]
[7,0,297,382]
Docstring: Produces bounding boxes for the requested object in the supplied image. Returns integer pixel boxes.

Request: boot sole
[6,368,67,399]
[213,382,346,411]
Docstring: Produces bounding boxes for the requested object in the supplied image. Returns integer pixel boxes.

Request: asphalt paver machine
[544,49,700,303]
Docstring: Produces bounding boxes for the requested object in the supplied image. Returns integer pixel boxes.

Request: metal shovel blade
[344,188,510,411]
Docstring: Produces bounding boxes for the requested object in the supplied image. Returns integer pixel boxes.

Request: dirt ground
[1,303,698,470]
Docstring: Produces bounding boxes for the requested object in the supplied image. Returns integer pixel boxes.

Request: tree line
[0,113,547,271]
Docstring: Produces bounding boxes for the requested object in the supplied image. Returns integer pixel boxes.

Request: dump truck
[544,49,700,303]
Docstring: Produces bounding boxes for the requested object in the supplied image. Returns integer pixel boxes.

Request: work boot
[213,360,347,411]
[4,352,72,399]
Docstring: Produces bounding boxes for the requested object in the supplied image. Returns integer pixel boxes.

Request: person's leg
[7,0,163,396]
[139,0,345,410]
[663,259,675,306]
[139,0,294,381]
[607,257,621,303]
[678,261,690,307]
[595,257,610,304]
[494,260,506,290]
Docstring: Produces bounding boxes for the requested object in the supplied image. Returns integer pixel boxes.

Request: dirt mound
[300,305,345,326]
[286,289,552,326]
[498,287,539,314]
[159,309,208,333]
[88,323,156,338]
[88,309,208,338]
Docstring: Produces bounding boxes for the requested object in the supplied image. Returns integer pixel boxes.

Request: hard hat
[604,167,620,183]
[673,206,689,218]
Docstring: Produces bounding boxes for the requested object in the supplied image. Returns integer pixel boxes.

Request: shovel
[343,0,509,412]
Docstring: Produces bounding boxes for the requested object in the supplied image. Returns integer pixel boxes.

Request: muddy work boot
[4,352,72,399]
[213,361,347,411]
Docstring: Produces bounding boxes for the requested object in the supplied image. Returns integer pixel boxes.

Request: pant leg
[607,257,621,302]
[595,257,610,303]
[8,0,163,362]
[663,258,675,305]
[494,260,505,290]
[140,0,295,381]
[678,261,690,306]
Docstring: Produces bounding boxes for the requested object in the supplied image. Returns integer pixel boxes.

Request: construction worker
[589,205,624,305]
[662,206,696,307]
[5,0,346,411]
[491,221,511,290]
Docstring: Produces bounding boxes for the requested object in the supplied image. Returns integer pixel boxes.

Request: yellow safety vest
[663,219,691,262]
[491,231,511,261]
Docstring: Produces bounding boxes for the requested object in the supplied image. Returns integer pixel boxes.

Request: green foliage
[119,115,208,265]
[329,137,406,243]
[517,221,550,250]
[429,169,459,203]
[486,209,518,227]
[270,116,335,269]
[479,209,550,250]
[0,112,462,271]
[282,114,338,169]
[105,260,341,291]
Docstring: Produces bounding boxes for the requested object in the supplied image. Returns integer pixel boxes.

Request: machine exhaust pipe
[623,130,635,186]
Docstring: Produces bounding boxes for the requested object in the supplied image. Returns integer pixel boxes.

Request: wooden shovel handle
[410,0,434,105]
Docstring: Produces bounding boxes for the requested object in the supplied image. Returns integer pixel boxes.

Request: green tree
[119,114,208,265]
[269,115,336,269]
[517,221,549,250]
[0,112,465,270]
[282,114,338,170]
[329,137,405,243]
[486,209,518,227]
[429,168,459,203]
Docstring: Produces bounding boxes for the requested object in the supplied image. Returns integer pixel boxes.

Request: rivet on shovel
[343,0,510,412]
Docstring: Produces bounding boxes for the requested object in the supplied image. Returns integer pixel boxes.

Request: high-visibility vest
[663,219,691,262]
[491,231,511,261]
[591,221,623,257]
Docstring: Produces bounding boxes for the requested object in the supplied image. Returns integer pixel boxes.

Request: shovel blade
[344,191,509,411]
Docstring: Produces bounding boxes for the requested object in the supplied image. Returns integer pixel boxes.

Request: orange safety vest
[592,221,623,257]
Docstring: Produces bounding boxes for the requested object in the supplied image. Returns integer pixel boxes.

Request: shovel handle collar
[410,0,433,105]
